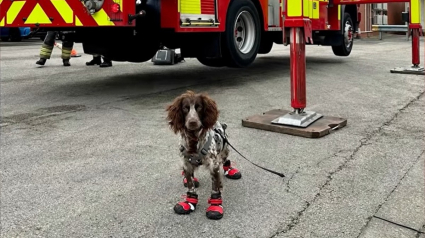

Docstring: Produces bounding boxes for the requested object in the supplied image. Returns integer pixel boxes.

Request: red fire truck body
[0,0,359,67]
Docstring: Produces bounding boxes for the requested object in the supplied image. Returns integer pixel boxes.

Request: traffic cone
[71,48,81,57]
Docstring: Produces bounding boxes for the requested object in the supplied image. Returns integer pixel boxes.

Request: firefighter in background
[36,31,74,66]
[86,54,113,67]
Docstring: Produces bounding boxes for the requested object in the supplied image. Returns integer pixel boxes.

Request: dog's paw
[224,167,242,180]
[174,192,198,215]
[206,194,223,220]
[183,177,200,188]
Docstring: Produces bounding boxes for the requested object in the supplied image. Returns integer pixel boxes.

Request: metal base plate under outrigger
[242,109,347,138]
[390,65,425,75]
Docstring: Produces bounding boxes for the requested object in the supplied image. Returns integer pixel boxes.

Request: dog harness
[180,122,227,166]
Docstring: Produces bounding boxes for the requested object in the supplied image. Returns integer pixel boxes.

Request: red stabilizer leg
[206,193,223,220]
[290,27,307,110]
[411,28,420,66]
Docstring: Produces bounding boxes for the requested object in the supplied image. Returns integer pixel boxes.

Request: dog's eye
[183,106,189,113]
[195,104,202,111]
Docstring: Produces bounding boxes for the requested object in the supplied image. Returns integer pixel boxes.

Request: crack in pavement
[416,224,425,238]
[355,150,425,238]
[270,91,424,238]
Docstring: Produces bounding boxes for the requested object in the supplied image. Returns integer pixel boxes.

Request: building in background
[357,2,416,37]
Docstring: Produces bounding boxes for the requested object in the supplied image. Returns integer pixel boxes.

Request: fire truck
[0,0,361,67]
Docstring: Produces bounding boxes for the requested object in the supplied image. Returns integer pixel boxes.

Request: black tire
[258,33,273,54]
[1,37,9,42]
[196,56,226,67]
[9,28,22,42]
[222,0,261,68]
[332,12,354,56]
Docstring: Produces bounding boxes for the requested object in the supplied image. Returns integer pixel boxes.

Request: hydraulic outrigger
[243,0,422,138]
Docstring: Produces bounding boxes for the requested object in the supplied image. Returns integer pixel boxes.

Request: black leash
[223,138,285,178]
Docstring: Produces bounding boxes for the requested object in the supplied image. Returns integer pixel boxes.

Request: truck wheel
[196,56,225,67]
[258,33,273,54]
[332,12,354,56]
[9,28,22,42]
[1,37,10,41]
[223,0,261,67]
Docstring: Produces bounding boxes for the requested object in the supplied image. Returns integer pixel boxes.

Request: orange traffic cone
[71,48,81,58]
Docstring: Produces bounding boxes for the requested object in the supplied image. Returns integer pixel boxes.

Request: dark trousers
[40,31,74,60]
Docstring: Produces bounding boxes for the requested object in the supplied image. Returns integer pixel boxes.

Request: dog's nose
[188,120,198,127]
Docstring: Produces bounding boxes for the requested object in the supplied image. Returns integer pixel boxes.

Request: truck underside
[2,0,358,67]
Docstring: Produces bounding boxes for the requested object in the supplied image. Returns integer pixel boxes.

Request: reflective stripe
[303,0,309,17]
[0,17,4,26]
[75,16,83,26]
[6,1,25,24]
[92,9,115,26]
[287,0,302,17]
[25,3,52,24]
[41,48,52,53]
[180,0,201,14]
[312,0,319,19]
[51,0,73,24]
[410,0,420,24]
[338,5,341,20]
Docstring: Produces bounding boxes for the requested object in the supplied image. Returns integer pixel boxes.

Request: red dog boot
[206,193,224,220]
[223,160,242,179]
[174,192,198,214]
[182,171,200,188]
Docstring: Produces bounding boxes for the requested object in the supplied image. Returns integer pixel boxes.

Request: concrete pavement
[1,34,424,237]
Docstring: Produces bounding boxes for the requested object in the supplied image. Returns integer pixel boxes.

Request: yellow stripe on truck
[51,0,74,24]
[312,0,319,19]
[180,0,201,14]
[25,3,52,24]
[410,0,420,24]
[75,16,83,26]
[0,17,4,26]
[6,1,25,24]
[92,9,115,25]
[287,0,302,17]
[338,5,341,20]
[303,0,309,17]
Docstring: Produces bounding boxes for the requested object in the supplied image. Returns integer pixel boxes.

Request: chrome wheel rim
[344,20,353,49]
[234,11,256,54]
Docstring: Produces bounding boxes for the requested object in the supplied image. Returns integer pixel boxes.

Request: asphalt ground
[1,33,424,238]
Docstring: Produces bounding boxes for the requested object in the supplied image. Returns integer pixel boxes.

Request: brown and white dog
[166,90,242,220]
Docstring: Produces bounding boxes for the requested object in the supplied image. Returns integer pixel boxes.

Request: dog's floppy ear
[166,95,185,134]
[199,93,219,130]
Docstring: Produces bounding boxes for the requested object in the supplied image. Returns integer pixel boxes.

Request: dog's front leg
[206,156,224,220]
[183,162,196,192]
[174,161,198,215]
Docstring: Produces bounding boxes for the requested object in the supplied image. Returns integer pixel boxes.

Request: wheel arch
[250,0,266,31]
[225,0,266,31]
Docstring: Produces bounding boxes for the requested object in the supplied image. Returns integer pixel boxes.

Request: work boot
[86,56,101,66]
[223,160,242,179]
[206,193,223,220]
[99,58,112,68]
[174,192,198,215]
[36,58,46,65]
[63,59,71,67]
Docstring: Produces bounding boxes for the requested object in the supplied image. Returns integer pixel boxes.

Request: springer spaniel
[166,90,241,220]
